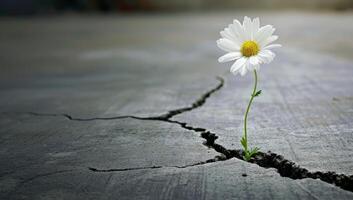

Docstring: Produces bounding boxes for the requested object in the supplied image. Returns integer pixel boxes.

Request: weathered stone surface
[0,114,220,199]
[1,11,353,199]
[0,114,219,172]
[2,159,353,200]
[174,49,353,175]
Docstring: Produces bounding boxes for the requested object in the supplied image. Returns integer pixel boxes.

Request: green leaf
[253,90,262,97]
[248,147,260,157]
[243,147,260,161]
[240,137,247,149]
[243,155,250,161]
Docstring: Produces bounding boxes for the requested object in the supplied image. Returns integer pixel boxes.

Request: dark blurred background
[1,0,353,15]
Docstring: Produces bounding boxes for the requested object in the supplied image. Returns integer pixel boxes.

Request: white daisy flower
[217,16,281,76]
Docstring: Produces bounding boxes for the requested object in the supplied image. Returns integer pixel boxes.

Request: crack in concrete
[2,76,353,193]
[88,156,226,172]
[164,119,353,193]
[148,76,224,120]
[3,76,224,122]
[88,156,227,172]
[89,166,163,172]
[5,111,144,121]
[248,151,353,192]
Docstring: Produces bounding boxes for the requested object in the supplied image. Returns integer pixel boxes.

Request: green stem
[243,70,258,153]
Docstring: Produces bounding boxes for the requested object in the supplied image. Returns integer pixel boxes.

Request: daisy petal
[240,66,248,76]
[252,17,260,39]
[264,44,282,50]
[245,59,252,70]
[221,28,234,39]
[230,19,246,42]
[249,56,260,66]
[217,38,240,52]
[220,30,232,40]
[247,56,260,70]
[255,25,275,44]
[218,52,242,63]
[258,50,275,63]
[261,35,278,47]
[222,28,241,46]
[243,16,252,40]
[230,57,247,75]
[254,25,271,38]
[264,49,275,57]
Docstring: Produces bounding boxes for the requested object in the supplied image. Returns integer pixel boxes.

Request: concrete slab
[1,159,353,200]
[0,114,219,172]
[1,11,353,199]
[173,49,353,175]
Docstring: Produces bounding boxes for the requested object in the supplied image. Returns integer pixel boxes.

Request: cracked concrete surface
[1,11,353,199]
[88,156,224,172]
[173,49,353,175]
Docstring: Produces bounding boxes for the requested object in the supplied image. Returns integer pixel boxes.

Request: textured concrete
[174,49,353,174]
[2,159,353,200]
[0,11,353,199]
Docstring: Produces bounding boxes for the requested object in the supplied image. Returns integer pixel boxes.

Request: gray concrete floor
[0,11,353,199]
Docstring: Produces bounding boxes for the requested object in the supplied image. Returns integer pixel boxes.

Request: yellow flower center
[241,41,259,57]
